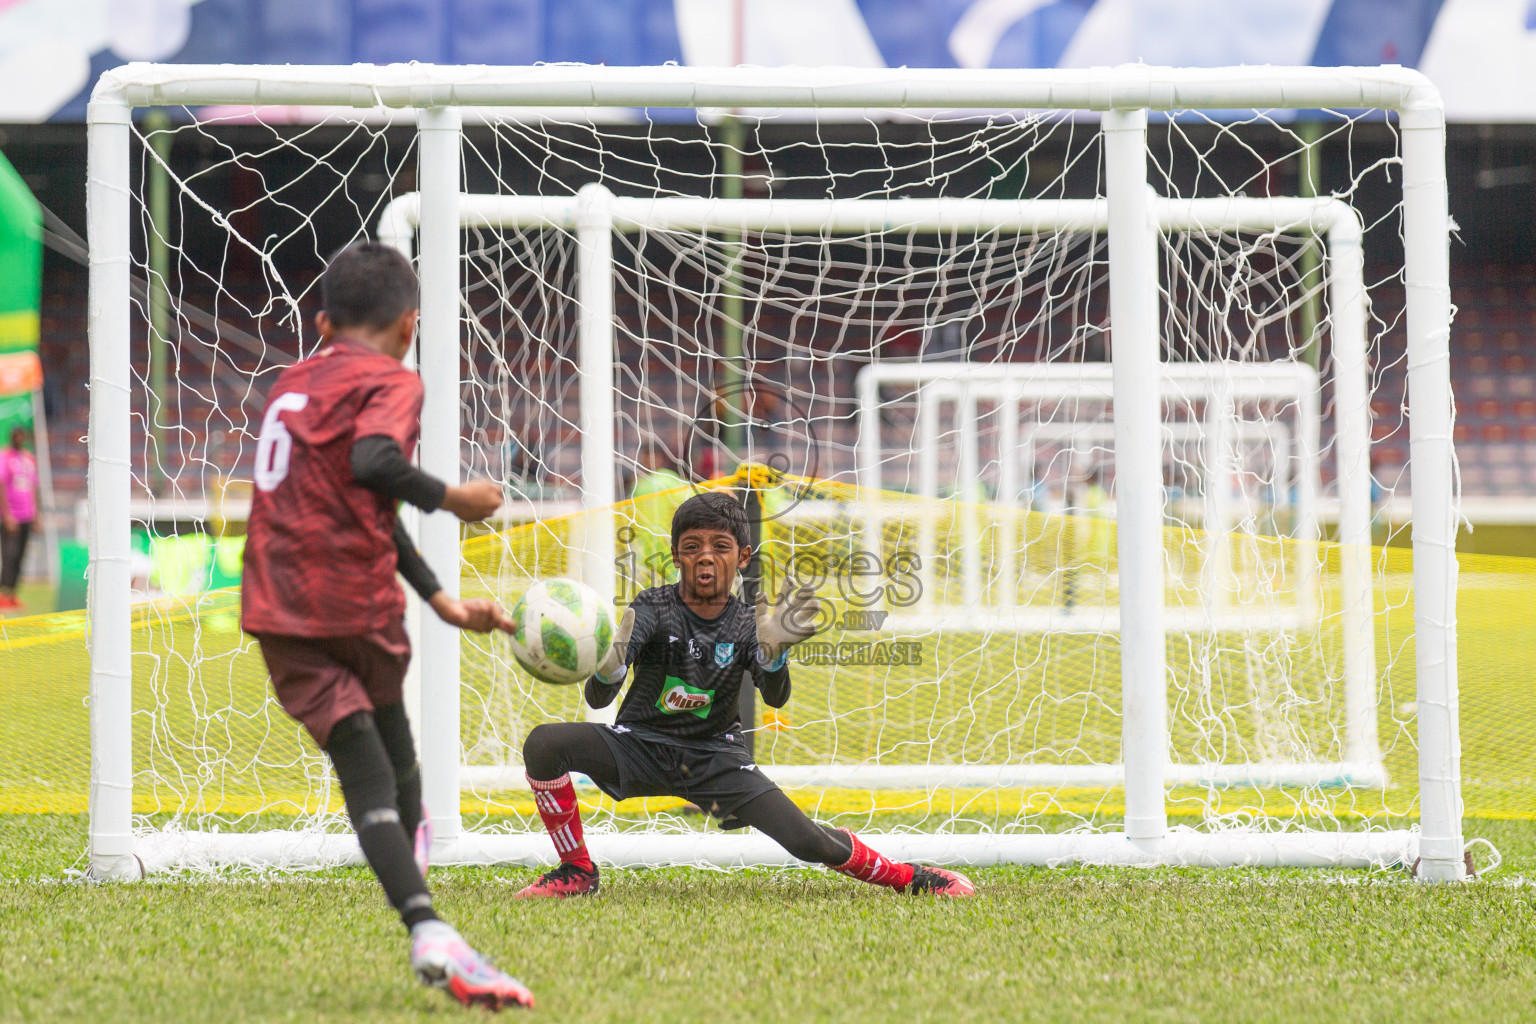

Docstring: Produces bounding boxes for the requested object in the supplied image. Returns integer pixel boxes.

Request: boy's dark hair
[321,242,419,330]
[671,490,749,549]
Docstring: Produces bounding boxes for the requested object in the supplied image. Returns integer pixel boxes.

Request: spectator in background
[0,426,39,610]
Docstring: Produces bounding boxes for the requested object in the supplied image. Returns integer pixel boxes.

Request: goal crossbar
[94,62,1440,117]
[380,191,1364,238]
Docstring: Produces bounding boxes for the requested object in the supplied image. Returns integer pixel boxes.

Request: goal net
[66,64,1467,879]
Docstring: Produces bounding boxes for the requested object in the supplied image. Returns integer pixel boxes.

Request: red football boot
[514,861,601,899]
[906,864,975,897]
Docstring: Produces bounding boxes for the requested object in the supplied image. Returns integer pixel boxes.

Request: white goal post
[86,64,1462,880]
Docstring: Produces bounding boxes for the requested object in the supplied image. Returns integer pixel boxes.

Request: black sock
[326,710,438,930]
[374,703,423,839]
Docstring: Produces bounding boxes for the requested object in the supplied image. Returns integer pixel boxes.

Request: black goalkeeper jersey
[586,583,791,745]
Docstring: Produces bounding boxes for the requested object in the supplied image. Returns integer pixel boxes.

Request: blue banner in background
[0,0,1532,123]
[174,0,684,69]
[858,0,1097,70]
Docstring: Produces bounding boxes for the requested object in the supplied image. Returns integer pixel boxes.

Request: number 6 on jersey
[254,391,310,492]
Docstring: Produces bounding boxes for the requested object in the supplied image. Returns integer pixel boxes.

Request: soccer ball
[507,578,615,686]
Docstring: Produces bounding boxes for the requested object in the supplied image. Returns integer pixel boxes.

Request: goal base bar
[459,761,1388,791]
[130,829,1417,875]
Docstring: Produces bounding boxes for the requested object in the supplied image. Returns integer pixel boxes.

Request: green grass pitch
[5,814,1536,1023]
[5,536,1535,1020]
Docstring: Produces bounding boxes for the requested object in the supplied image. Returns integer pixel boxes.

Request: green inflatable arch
[0,149,41,439]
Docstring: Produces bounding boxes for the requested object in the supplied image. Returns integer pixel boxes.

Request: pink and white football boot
[409,920,534,1011]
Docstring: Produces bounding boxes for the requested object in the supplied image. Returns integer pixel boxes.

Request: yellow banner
[0,310,38,355]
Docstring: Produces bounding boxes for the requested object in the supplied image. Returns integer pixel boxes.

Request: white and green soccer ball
[507,578,615,686]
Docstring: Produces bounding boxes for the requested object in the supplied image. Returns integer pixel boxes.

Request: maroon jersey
[241,339,424,637]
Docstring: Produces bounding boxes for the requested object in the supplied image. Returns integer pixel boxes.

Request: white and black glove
[754,577,821,670]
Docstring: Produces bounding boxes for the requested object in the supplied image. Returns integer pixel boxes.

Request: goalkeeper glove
[592,606,635,686]
[754,577,821,669]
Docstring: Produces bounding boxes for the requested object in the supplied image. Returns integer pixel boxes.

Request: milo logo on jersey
[656,676,715,719]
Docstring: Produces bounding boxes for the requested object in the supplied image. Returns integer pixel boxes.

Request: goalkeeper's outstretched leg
[516,721,973,898]
[727,787,975,897]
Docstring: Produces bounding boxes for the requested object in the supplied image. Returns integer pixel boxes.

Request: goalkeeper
[515,490,974,898]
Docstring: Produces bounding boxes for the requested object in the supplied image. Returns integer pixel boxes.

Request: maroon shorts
[253,621,411,748]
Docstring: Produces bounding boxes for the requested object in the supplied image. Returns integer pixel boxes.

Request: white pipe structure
[378,189,1361,599]
[1103,107,1167,844]
[415,107,464,849]
[91,61,1447,118]
[459,759,1385,792]
[1326,204,1379,775]
[379,193,1355,793]
[1401,88,1463,883]
[86,63,1458,878]
[855,363,1362,790]
[133,826,1417,876]
[852,197,1368,761]
[573,183,619,725]
[86,95,137,881]
[875,364,1322,625]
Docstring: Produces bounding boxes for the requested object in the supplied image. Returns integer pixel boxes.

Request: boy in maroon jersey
[242,243,532,1011]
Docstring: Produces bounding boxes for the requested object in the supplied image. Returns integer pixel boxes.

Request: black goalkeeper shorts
[591,723,780,821]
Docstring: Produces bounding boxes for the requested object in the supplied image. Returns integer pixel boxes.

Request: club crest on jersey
[656,676,714,719]
[714,642,735,668]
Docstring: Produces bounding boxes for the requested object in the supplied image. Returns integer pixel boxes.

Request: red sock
[831,829,915,892]
[528,773,594,872]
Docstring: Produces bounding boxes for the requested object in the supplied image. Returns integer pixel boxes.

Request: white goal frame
[860,360,1322,624]
[377,191,1378,796]
[86,63,1462,880]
